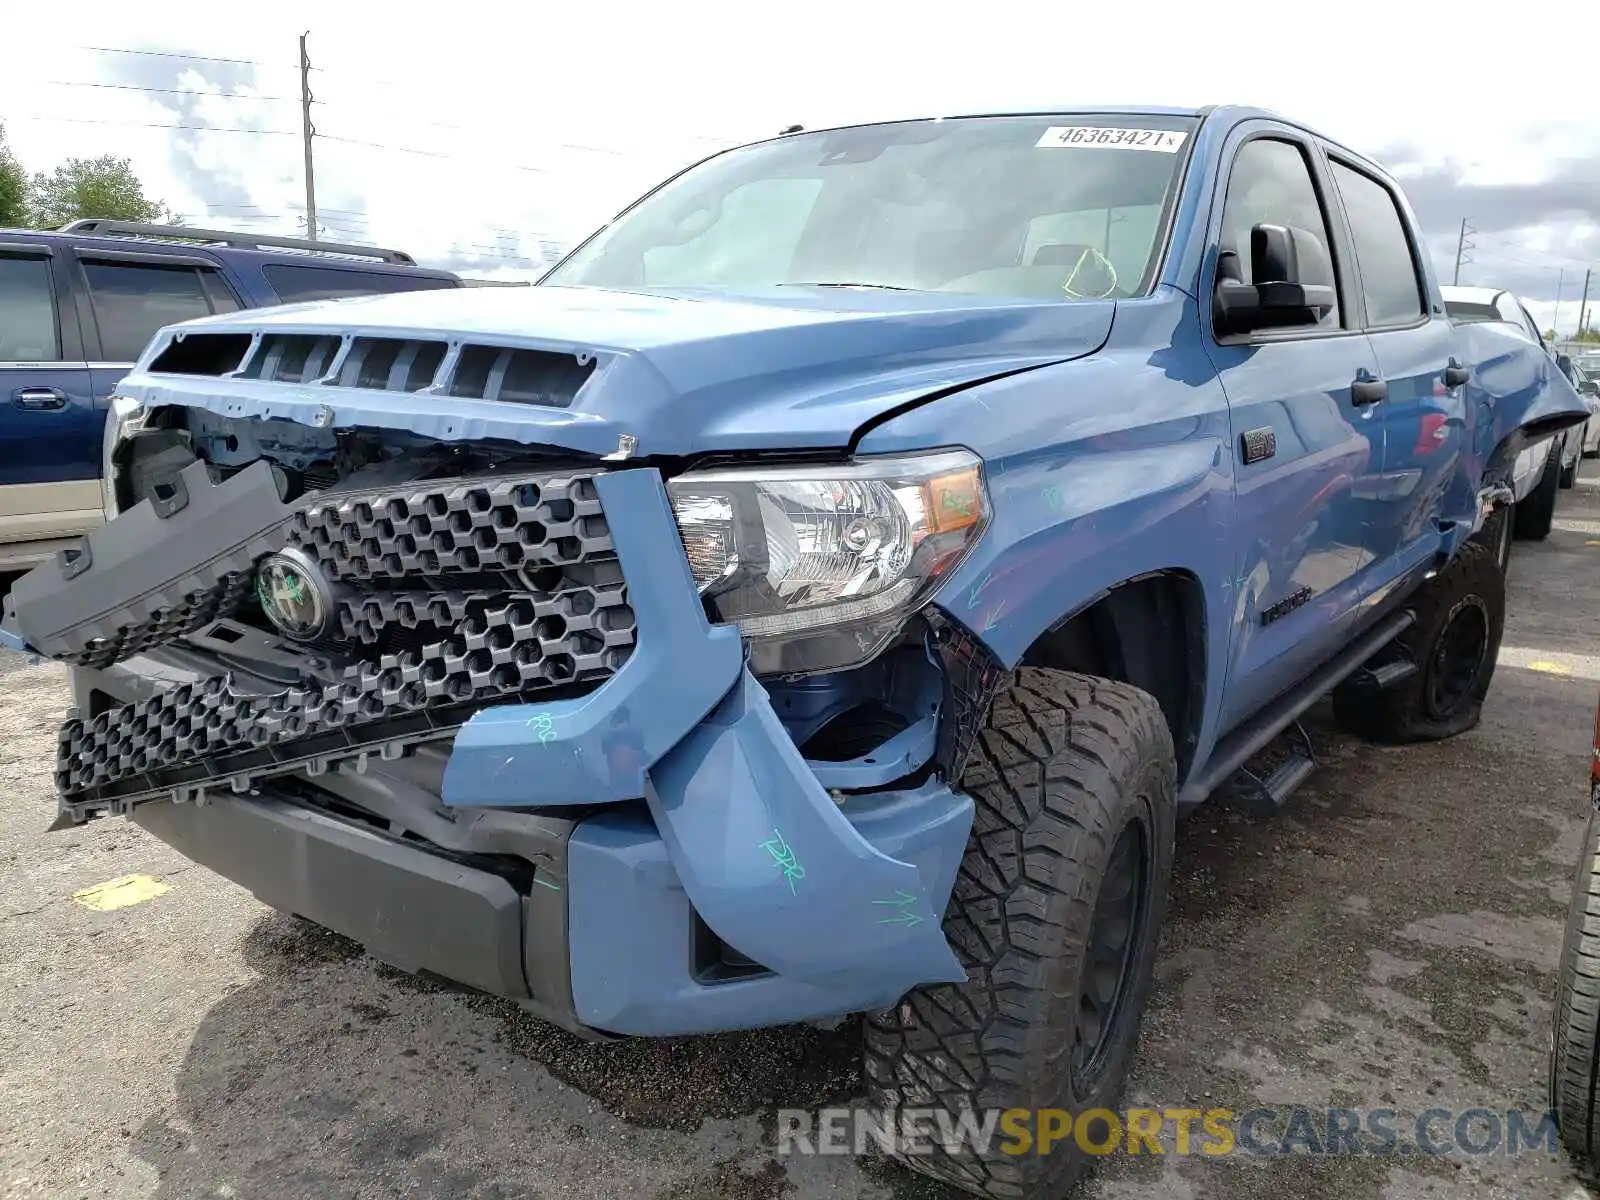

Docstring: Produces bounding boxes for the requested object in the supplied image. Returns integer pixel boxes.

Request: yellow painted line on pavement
[71,874,172,912]
[1499,646,1600,681]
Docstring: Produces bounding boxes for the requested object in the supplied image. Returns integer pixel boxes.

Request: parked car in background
[1569,361,1600,457]
[0,220,460,570]
[1440,284,1587,543]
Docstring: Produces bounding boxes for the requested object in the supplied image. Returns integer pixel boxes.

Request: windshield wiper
[779,281,916,291]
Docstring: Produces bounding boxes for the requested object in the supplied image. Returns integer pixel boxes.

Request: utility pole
[1452,218,1475,286]
[1580,268,1592,342]
[298,32,318,242]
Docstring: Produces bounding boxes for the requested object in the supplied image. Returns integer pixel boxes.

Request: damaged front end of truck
[0,298,1061,1039]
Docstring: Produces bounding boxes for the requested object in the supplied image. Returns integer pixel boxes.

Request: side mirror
[1215,223,1338,336]
[1582,380,1599,398]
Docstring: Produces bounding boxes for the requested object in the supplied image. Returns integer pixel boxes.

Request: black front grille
[53,470,634,806]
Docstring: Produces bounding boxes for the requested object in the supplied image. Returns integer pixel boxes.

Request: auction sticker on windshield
[1035,126,1188,152]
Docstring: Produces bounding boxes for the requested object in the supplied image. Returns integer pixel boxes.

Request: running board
[1179,608,1416,809]
[1225,720,1316,816]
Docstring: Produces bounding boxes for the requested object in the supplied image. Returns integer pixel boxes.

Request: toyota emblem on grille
[255,549,332,642]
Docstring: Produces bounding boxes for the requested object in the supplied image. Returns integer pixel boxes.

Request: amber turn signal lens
[925,467,984,535]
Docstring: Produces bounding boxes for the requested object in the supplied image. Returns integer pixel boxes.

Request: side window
[1328,161,1426,328]
[1218,138,1340,329]
[0,255,61,361]
[262,265,458,304]
[82,262,239,362]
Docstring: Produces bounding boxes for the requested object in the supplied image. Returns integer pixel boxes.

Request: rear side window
[263,265,457,304]
[0,255,60,361]
[1328,161,1426,327]
[83,261,241,362]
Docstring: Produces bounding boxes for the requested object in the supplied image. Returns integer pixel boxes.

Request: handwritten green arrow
[878,911,926,928]
[872,889,918,908]
[982,597,1007,633]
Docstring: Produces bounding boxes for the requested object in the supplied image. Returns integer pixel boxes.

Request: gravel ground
[4,483,1600,1200]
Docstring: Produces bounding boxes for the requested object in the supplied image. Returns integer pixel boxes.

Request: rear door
[0,241,103,547]
[1322,154,1465,580]
[71,250,243,403]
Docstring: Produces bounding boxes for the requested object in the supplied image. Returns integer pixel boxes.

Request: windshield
[544,115,1198,301]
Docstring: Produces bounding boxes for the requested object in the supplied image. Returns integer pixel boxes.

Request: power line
[8,113,298,135]
[1474,229,1600,270]
[314,133,550,173]
[36,79,301,103]
[75,45,270,67]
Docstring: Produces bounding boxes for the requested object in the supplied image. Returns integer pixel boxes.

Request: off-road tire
[1514,442,1561,540]
[1331,540,1505,743]
[861,669,1176,1199]
[1553,802,1600,1162]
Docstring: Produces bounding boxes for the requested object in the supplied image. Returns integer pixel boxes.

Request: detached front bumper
[27,462,977,1036]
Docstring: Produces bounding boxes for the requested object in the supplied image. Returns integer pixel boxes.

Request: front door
[1204,130,1386,734]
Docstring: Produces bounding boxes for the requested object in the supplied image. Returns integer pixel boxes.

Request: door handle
[1351,378,1389,406]
[12,387,68,411]
[1443,361,1471,388]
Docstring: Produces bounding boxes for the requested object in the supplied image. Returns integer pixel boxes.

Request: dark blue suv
[0,220,458,569]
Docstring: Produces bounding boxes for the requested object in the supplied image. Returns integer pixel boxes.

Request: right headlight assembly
[666,448,989,677]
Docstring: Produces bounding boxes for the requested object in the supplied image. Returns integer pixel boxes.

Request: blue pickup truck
[3,107,1586,1198]
[0,220,458,570]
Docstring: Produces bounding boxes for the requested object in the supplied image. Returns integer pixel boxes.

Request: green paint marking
[873,888,926,927]
[532,876,563,892]
[878,911,926,928]
[758,828,805,894]
[941,491,975,518]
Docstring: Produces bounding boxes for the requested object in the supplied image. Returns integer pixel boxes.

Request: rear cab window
[81,260,242,363]
[1326,159,1426,328]
[263,265,459,304]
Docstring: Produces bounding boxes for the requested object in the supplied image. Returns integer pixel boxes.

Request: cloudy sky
[4,1,1599,332]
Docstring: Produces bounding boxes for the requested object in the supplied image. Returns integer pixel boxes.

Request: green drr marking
[758,828,805,894]
[532,876,562,892]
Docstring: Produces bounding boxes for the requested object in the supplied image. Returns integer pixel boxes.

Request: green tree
[27,154,172,229]
[0,123,26,228]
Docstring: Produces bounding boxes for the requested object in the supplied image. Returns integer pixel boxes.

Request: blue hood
[130,284,1115,457]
